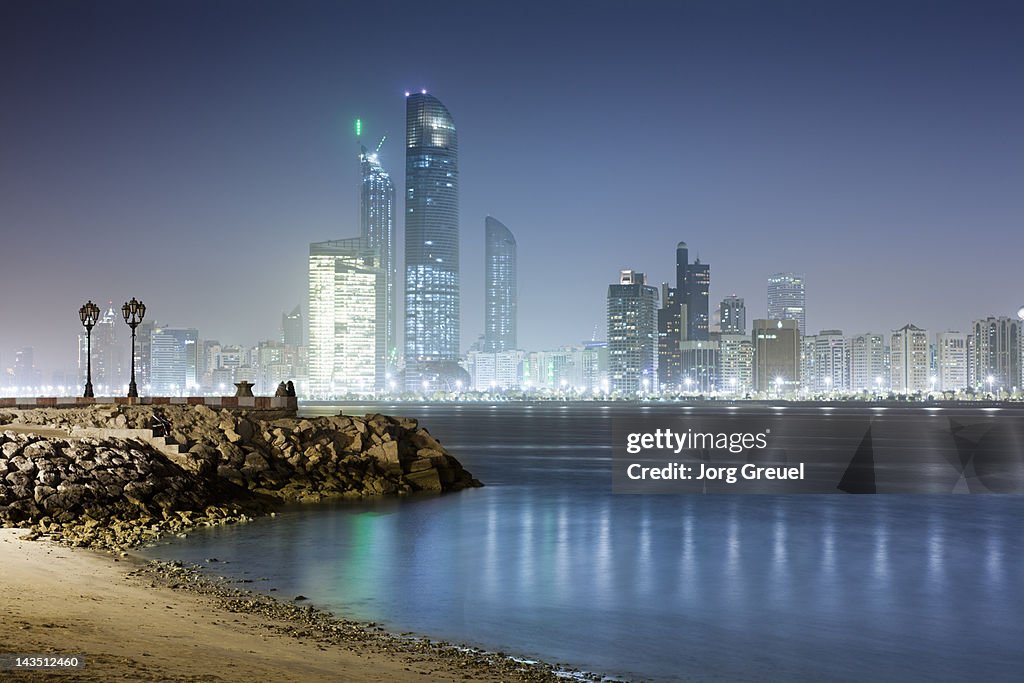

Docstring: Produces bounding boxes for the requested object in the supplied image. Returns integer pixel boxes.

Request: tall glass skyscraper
[484,216,517,352]
[767,272,806,336]
[359,142,396,373]
[404,92,459,386]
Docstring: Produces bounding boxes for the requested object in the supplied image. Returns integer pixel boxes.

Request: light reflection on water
[143,404,1024,682]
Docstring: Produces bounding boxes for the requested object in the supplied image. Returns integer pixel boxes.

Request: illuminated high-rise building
[890,323,930,393]
[484,216,517,352]
[358,131,396,372]
[404,91,459,386]
[935,331,969,392]
[850,332,886,392]
[753,319,800,394]
[608,270,659,394]
[149,327,199,395]
[720,295,746,334]
[767,272,806,336]
[308,237,385,396]
[972,316,1021,392]
[658,241,711,389]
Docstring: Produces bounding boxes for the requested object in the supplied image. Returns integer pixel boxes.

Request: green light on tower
[355,118,362,139]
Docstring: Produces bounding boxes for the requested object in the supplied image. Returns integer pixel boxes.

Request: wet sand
[0,529,576,682]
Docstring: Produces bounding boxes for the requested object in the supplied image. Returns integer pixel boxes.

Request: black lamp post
[122,297,146,398]
[78,300,101,398]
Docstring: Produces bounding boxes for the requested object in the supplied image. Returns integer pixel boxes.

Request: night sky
[2,0,1023,375]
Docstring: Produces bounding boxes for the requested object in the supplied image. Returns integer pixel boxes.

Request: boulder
[405,468,442,492]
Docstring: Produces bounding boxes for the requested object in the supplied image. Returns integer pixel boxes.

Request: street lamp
[121,297,146,398]
[78,300,101,397]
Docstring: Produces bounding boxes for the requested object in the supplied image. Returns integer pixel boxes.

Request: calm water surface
[144,404,1024,682]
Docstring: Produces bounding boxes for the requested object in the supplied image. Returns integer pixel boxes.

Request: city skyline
[3,1,1024,374]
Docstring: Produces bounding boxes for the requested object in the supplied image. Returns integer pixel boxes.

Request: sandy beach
[0,529,569,682]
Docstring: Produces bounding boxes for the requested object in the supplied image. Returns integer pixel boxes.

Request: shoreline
[0,528,610,682]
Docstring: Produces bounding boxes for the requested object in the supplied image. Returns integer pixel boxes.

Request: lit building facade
[720,295,746,334]
[608,270,659,394]
[972,316,1021,393]
[813,330,849,393]
[680,340,718,393]
[849,332,886,392]
[308,238,385,396]
[359,141,397,372]
[753,319,800,394]
[767,272,806,336]
[149,327,199,395]
[890,324,930,394]
[404,92,459,386]
[935,331,969,392]
[719,333,754,394]
[484,216,517,352]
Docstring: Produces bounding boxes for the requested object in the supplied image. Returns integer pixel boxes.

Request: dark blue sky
[2,0,1023,373]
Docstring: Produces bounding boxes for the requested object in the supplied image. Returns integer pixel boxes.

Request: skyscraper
[720,295,746,334]
[972,316,1021,393]
[890,324,930,393]
[813,330,849,393]
[767,273,806,336]
[658,241,711,389]
[686,259,710,340]
[752,319,800,394]
[308,237,385,396]
[849,332,886,392]
[608,270,659,394]
[281,305,303,348]
[149,327,199,394]
[359,138,396,371]
[935,331,969,392]
[404,91,459,386]
[484,216,517,352]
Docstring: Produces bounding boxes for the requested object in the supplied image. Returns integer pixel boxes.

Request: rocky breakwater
[0,406,481,549]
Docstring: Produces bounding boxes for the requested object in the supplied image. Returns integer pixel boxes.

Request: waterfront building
[767,272,806,336]
[608,270,659,394]
[935,331,969,392]
[680,340,719,393]
[308,237,385,396]
[359,139,397,372]
[718,333,754,394]
[404,92,459,387]
[800,334,817,393]
[149,327,199,394]
[971,316,1021,393]
[466,349,524,391]
[890,324,930,394]
[813,330,849,393]
[849,333,887,392]
[752,319,800,394]
[484,216,517,352]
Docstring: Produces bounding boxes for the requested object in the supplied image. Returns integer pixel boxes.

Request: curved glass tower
[484,216,517,352]
[404,92,459,383]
